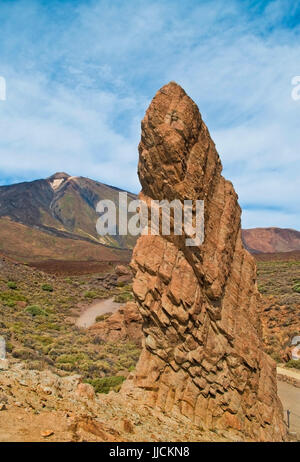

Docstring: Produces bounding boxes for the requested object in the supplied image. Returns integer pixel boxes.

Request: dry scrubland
[0,257,138,393]
[0,255,299,397]
[258,258,300,365]
[0,255,299,442]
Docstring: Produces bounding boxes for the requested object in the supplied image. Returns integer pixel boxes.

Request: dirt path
[75,297,121,328]
[277,366,300,381]
[277,381,300,435]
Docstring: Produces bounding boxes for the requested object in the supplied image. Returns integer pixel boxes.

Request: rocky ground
[0,250,299,441]
[258,258,300,363]
[0,255,140,388]
[0,359,231,442]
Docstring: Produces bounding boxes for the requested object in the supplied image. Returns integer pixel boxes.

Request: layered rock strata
[123,82,286,441]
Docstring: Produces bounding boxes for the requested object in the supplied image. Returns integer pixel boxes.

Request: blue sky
[0,0,299,229]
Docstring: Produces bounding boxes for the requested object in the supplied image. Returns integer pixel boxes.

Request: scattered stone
[0,359,9,370]
[90,301,142,344]
[75,383,95,400]
[122,419,134,433]
[41,430,54,438]
[115,265,131,276]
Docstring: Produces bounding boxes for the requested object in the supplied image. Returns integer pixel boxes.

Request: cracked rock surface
[122,82,287,442]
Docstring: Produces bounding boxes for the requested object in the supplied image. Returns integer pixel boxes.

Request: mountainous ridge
[0,172,137,262]
[242,227,300,254]
[0,174,299,263]
[0,172,137,246]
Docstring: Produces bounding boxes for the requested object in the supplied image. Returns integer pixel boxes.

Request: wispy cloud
[0,0,299,228]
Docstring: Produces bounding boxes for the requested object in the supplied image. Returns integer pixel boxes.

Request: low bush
[25,305,48,317]
[84,291,98,299]
[95,312,112,322]
[0,291,27,307]
[286,359,300,370]
[292,283,300,293]
[41,284,53,292]
[84,375,126,394]
[56,353,88,365]
[114,292,133,303]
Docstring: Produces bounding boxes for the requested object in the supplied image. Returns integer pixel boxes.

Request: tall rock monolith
[123,82,287,441]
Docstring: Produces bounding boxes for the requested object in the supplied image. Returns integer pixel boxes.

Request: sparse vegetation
[41,283,53,292]
[257,259,300,362]
[292,283,300,293]
[286,359,300,370]
[95,312,112,322]
[0,259,140,384]
[25,305,48,317]
[84,291,98,299]
[0,290,27,307]
[84,375,126,394]
[114,285,134,303]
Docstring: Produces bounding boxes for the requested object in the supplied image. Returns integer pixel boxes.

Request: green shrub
[114,292,133,303]
[12,348,37,360]
[270,352,282,363]
[95,312,112,322]
[25,305,48,317]
[84,375,126,394]
[7,281,17,289]
[84,291,98,299]
[0,291,27,307]
[292,284,300,293]
[6,341,13,353]
[56,353,88,365]
[41,284,53,292]
[286,359,300,370]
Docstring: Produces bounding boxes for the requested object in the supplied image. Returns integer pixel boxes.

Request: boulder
[89,301,142,345]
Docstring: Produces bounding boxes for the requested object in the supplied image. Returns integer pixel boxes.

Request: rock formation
[89,301,142,344]
[123,82,287,441]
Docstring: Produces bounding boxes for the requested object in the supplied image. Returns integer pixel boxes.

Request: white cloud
[0,0,299,228]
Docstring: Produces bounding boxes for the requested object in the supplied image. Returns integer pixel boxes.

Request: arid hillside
[0,217,131,264]
[257,256,300,363]
[0,172,137,262]
[0,254,139,385]
[242,228,300,254]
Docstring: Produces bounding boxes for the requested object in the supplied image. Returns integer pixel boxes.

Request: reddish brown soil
[27,259,131,276]
[254,250,300,262]
[0,217,131,264]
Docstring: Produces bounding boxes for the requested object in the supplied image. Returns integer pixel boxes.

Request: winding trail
[75,297,121,329]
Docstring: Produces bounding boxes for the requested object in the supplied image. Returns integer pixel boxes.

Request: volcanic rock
[122,82,287,441]
[89,301,142,344]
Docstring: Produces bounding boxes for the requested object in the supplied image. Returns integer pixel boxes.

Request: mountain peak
[47,172,71,191]
[48,172,71,180]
